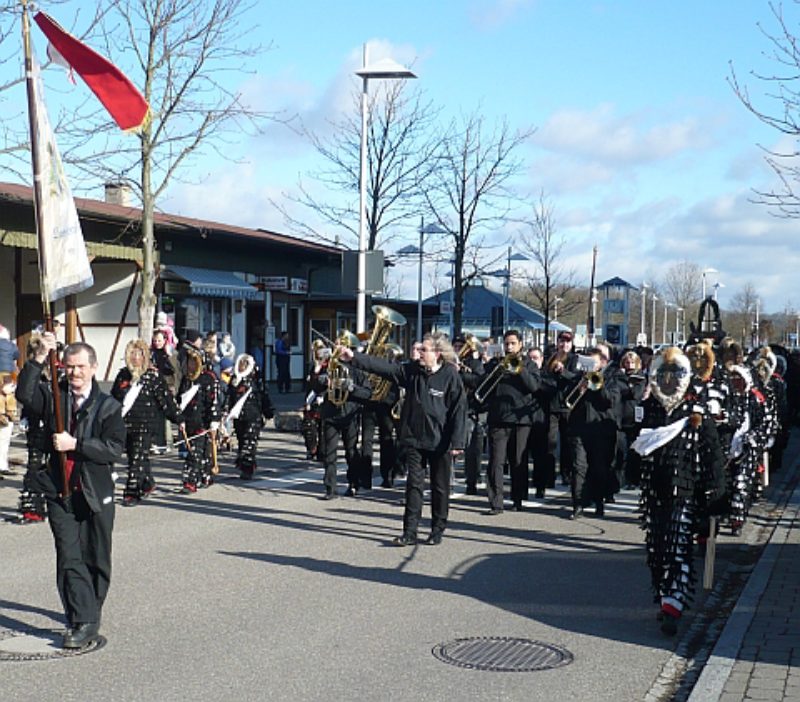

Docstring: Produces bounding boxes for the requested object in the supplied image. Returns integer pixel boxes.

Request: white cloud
[533,103,713,166]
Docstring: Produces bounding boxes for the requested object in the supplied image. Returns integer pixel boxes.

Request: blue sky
[6,0,799,313]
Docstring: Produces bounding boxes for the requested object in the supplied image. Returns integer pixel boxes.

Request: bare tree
[517,192,581,341]
[727,281,760,346]
[730,1,800,217]
[60,0,268,340]
[0,2,116,180]
[275,79,442,252]
[422,112,533,335]
[659,260,704,333]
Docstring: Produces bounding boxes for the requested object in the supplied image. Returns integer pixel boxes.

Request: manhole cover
[0,626,106,661]
[432,637,574,672]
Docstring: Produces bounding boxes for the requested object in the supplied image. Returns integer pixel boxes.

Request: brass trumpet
[564,370,604,410]
[474,352,523,404]
[457,333,481,361]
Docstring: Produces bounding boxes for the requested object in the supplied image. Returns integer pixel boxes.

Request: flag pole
[21,0,69,498]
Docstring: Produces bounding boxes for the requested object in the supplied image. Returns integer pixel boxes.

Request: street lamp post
[503,246,529,332]
[553,296,563,322]
[676,307,684,344]
[651,293,658,346]
[355,46,416,333]
[663,300,671,345]
[640,282,649,341]
[713,281,725,301]
[754,298,761,347]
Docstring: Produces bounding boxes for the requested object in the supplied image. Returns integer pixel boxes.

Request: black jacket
[484,357,550,427]
[16,360,126,513]
[111,367,183,429]
[350,353,466,453]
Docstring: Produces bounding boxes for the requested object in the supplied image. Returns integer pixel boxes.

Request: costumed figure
[111,339,184,505]
[226,353,274,479]
[632,347,726,636]
[15,333,52,522]
[178,344,221,493]
[747,347,779,503]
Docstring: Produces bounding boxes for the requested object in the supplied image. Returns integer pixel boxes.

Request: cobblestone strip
[686,468,800,702]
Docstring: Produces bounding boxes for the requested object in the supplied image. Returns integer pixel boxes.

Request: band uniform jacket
[349,353,467,453]
[484,357,551,427]
[16,359,126,513]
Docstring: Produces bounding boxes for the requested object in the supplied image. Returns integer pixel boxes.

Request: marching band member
[525,347,556,499]
[482,330,548,513]
[632,347,726,635]
[562,348,620,519]
[226,353,274,480]
[546,331,580,486]
[111,339,184,506]
[302,341,328,461]
[615,350,647,490]
[340,332,466,546]
[313,334,372,499]
[178,344,221,494]
[452,335,486,496]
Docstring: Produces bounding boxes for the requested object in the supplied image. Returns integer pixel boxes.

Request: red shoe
[141,484,156,498]
[181,482,197,494]
[121,495,139,507]
[22,512,44,523]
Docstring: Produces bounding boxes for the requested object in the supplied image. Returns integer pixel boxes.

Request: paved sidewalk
[689,456,800,702]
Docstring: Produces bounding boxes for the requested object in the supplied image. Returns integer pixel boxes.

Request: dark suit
[17,360,126,627]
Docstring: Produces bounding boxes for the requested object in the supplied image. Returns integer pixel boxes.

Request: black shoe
[380,479,393,488]
[465,485,478,495]
[484,508,503,516]
[512,500,524,512]
[660,613,679,636]
[595,502,605,518]
[63,622,99,649]
[393,534,416,546]
[425,533,443,546]
[344,485,357,497]
[535,489,545,499]
[570,507,584,520]
[605,495,616,504]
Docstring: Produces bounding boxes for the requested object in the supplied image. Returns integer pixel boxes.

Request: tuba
[474,352,523,404]
[327,329,360,406]
[364,305,407,402]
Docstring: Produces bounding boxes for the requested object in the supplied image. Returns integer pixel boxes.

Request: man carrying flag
[18,1,147,649]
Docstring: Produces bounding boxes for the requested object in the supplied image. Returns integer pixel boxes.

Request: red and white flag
[34,11,149,132]
[30,53,94,302]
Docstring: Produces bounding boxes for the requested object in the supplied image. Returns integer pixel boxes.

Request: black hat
[184,328,202,345]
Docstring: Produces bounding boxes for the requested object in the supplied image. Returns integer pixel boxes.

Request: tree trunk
[137,143,157,342]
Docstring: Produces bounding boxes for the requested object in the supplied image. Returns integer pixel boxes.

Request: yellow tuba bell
[364,305,407,402]
[327,329,360,406]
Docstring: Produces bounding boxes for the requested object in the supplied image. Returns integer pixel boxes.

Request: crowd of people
[0,304,795,647]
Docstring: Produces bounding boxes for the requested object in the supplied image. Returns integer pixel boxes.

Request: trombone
[474,352,523,404]
[564,369,605,410]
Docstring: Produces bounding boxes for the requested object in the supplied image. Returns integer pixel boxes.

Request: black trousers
[361,405,396,483]
[569,430,616,509]
[322,417,360,491]
[548,413,573,483]
[487,424,532,509]
[464,413,485,488]
[528,420,555,491]
[47,491,114,626]
[402,446,451,538]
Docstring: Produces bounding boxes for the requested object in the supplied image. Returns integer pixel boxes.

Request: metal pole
[449,263,454,339]
[503,245,511,332]
[651,294,657,346]
[356,44,369,333]
[417,218,423,341]
[640,287,647,339]
[663,301,668,345]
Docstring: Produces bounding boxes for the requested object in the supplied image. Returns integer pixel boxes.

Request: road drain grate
[0,626,107,661]
[432,636,574,672]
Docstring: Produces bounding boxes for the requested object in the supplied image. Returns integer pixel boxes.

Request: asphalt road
[0,424,768,702]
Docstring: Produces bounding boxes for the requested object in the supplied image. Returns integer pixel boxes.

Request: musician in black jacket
[16,334,126,649]
[340,332,466,545]
[562,348,620,519]
[546,331,580,485]
[453,335,486,495]
[481,330,550,513]
[526,347,557,499]
[311,347,372,499]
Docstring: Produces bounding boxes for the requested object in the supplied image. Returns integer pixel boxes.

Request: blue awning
[163,265,261,300]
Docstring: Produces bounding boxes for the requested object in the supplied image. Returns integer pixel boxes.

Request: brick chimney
[104,182,132,206]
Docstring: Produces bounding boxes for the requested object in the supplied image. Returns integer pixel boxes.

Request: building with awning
[0,181,342,382]
[425,280,571,346]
